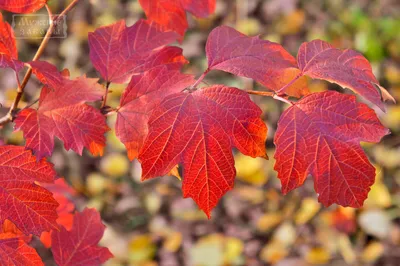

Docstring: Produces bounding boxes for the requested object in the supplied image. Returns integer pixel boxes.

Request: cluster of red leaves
[0,145,111,265]
[0,0,395,264]
[15,61,109,160]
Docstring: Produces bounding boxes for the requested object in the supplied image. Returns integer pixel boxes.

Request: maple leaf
[0,0,47,13]
[297,39,395,111]
[40,178,76,248]
[274,91,389,207]
[115,66,195,160]
[0,145,59,236]
[14,65,109,159]
[0,219,43,266]
[0,237,43,266]
[88,19,186,83]
[0,13,24,71]
[139,0,216,39]
[51,208,113,266]
[28,61,65,88]
[139,85,267,217]
[206,26,309,98]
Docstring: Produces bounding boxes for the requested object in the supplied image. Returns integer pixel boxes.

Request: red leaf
[40,178,76,248]
[0,145,58,236]
[181,0,216,18]
[206,26,309,97]
[0,220,40,266]
[139,86,267,217]
[28,61,65,88]
[297,39,394,111]
[0,13,24,71]
[329,207,356,234]
[0,0,47,13]
[0,235,43,266]
[139,0,216,39]
[51,208,113,266]
[88,19,186,83]
[14,68,109,159]
[116,66,195,160]
[274,91,389,207]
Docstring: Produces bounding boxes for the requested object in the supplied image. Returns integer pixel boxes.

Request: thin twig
[0,0,82,126]
[101,82,111,108]
[23,98,40,110]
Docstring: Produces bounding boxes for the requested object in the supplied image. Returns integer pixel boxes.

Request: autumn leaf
[115,66,195,160]
[139,85,267,217]
[88,19,186,83]
[40,178,76,248]
[0,145,59,236]
[274,91,389,207]
[0,220,43,266]
[51,208,113,266]
[181,0,215,18]
[14,64,109,159]
[28,61,65,89]
[206,26,309,98]
[139,0,216,39]
[297,39,395,111]
[0,0,47,13]
[0,13,24,71]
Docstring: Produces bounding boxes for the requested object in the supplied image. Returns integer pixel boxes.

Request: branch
[0,0,82,126]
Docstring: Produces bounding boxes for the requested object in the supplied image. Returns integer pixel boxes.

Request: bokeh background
[1,0,400,265]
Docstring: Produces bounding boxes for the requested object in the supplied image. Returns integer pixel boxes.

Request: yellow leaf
[223,237,244,264]
[129,235,156,263]
[234,186,265,204]
[295,198,321,225]
[235,154,268,186]
[236,18,261,36]
[305,247,330,265]
[256,213,282,232]
[364,181,391,209]
[100,153,130,177]
[273,222,296,247]
[86,173,109,195]
[362,241,384,262]
[163,231,182,252]
[277,9,305,35]
[260,240,288,264]
[338,234,356,264]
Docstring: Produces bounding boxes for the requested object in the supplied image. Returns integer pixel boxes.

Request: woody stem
[0,0,83,126]
[101,82,111,108]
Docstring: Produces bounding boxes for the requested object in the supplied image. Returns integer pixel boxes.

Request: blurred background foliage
[0,0,400,265]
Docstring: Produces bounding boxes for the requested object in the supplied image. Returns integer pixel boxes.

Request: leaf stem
[190,68,210,89]
[0,0,82,126]
[246,90,293,105]
[273,94,293,105]
[101,82,111,108]
[275,74,302,94]
[246,90,275,97]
